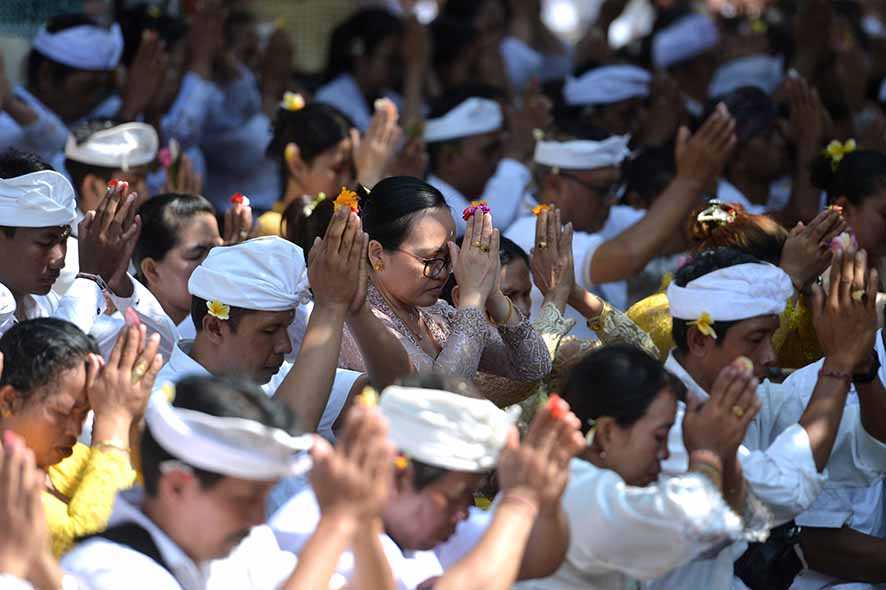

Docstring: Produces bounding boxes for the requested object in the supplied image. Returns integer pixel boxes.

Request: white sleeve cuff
[0,575,34,590]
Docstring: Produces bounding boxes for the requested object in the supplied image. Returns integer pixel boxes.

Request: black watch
[852,351,881,385]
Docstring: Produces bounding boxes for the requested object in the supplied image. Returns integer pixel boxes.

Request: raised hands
[504,81,553,163]
[162,152,204,196]
[0,431,47,579]
[812,247,879,373]
[310,400,394,521]
[530,207,575,310]
[683,358,761,462]
[119,31,169,121]
[307,206,369,313]
[354,99,402,189]
[675,103,736,188]
[780,208,847,291]
[78,181,143,295]
[451,212,501,311]
[223,196,254,245]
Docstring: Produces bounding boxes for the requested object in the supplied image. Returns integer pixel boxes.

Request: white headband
[188,236,310,312]
[0,171,77,228]
[32,23,123,71]
[145,390,313,480]
[379,385,519,473]
[424,98,503,143]
[534,135,631,170]
[653,13,719,70]
[65,123,159,170]
[709,54,785,98]
[564,65,651,106]
[667,262,793,321]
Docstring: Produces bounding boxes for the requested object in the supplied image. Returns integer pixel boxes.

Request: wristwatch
[852,350,881,385]
[76,272,110,293]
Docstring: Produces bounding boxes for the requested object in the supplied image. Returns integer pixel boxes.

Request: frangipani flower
[688,312,717,339]
[281,91,306,112]
[824,139,857,170]
[206,299,230,321]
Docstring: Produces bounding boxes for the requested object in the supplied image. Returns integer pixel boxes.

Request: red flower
[230,192,250,206]
[547,394,569,419]
[462,200,491,221]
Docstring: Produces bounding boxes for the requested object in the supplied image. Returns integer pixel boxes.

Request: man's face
[447,131,503,197]
[0,226,69,296]
[696,315,780,383]
[45,68,115,123]
[215,310,295,384]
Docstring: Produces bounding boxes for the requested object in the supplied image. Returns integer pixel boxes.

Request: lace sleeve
[589,303,660,358]
[433,307,489,380]
[476,310,553,381]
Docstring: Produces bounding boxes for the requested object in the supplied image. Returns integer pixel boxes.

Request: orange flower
[334,187,359,213]
[532,203,552,217]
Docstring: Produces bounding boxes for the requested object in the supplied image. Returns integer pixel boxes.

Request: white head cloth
[188,236,310,311]
[667,262,793,321]
[379,385,519,472]
[534,135,631,170]
[424,98,503,143]
[0,171,76,228]
[0,283,15,321]
[145,391,313,480]
[65,123,159,170]
[564,65,652,106]
[709,54,785,98]
[653,13,719,69]
[32,23,123,71]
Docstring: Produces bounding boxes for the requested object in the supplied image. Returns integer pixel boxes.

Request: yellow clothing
[626,293,821,369]
[256,201,287,237]
[44,442,136,557]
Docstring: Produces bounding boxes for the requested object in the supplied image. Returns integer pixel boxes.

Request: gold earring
[373,262,384,272]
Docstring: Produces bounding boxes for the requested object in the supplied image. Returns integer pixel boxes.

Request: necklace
[376,287,428,348]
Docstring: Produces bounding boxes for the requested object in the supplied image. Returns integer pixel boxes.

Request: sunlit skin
[0,226,69,302]
[539,166,621,234]
[833,189,886,258]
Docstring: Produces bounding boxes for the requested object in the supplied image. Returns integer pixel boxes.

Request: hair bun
[689,201,742,242]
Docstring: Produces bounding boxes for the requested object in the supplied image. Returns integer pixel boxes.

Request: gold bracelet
[488,296,514,326]
[586,302,611,333]
[93,438,130,455]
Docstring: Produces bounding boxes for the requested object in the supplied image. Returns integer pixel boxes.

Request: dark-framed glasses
[395,249,452,279]
[559,171,622,203]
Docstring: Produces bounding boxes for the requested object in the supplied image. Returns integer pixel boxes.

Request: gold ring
[472,240,483,249]
[537,241,548,249]
[131,362,149,384]
[732,405,745,418]
[852,289,866,302]
[479,244,490,253]
[239,230,249,239]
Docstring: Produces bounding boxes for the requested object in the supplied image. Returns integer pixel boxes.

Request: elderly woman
[338,176,551,383]
[0,319,162,556]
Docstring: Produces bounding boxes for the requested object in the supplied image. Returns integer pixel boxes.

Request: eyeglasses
[559,172,622,203]
[395,249,451,279]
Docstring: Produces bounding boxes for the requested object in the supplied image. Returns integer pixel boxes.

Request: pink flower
[158,147,173,169]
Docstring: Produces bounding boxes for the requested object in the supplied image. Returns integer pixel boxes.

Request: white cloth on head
[667,262,793,321]
[534,136,631,171]
[424,98,503,143]
[0,170,76,227]
[188,236,309,311]
[65,122,159,170]
[653,13,719,70]
[32,23,123,71]
[145,390,313,480]
[379,385,519,472]
[708,54,785,99]
[564,65,651,106]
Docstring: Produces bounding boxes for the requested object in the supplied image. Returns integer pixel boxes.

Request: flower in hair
[280,91,305,112]
[824,139,856,170]
[334,187,359,213]
[532,203,553,217]
[302,192,327,217]
[688,312,717,339]
[160,383,176,403]
[697,200,736,226]
[358,386,379,408]
[206,300,230,321]
[462,200,491,221]
[230,192,250,206]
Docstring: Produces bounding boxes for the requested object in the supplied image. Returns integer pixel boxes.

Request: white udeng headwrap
[667,262,793,321]
[188,236,310,311]
[534,135,631,170]
[0,171,77,228]
[563,65,652,106]
[32,23,124,71]
[709,54,785,98]
[145,391,313,480]
[379,386,519,472]
[65,123,159,170]
[424,98,503,143]
[653,13,719,69]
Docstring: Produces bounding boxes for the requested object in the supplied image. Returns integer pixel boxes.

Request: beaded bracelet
[818,367,852,385]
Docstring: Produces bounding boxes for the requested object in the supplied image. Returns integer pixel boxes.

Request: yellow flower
[334,187,359,213]
[394,455,410,471]
[824,139,857,170]
[161,383,176,403]
[688,312,717,339]
[206,299,230,321]
[532,203,552,217]
[357,386,379,408]
[750,19,768,34]
[281,91,305,112]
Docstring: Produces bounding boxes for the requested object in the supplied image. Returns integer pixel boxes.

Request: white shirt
[516,460,745,590]
[61,488,301,590]
[270,486,485,590]
[314,73,404,132]
[428,158,532,236]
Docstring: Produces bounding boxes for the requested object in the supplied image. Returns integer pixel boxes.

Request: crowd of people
[3,0,886,588]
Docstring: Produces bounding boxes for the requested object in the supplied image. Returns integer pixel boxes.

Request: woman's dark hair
[810,149,886,206]
[703,86,776,143]
[359,176,449,250]
[140,375,298,496]
[325,8,404,82]
[671,248,762,351]
[688,202,787,265]
[564,344,686,434]
[0,318,99,398]
[281,196,335,263]
[132,193,216,282]
[441,235,528,305]
[27,14,103,86]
